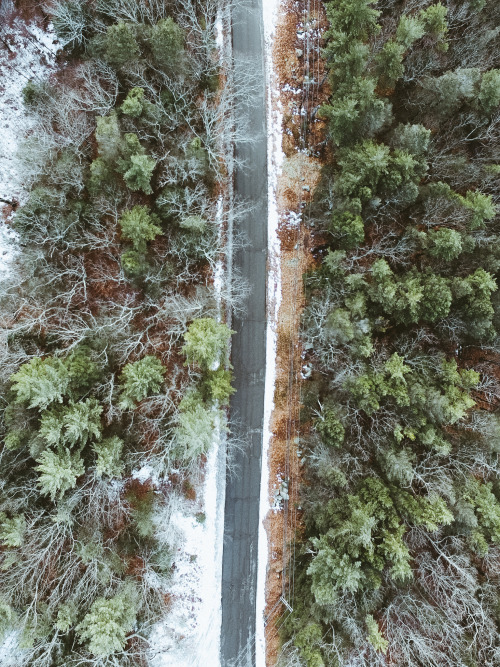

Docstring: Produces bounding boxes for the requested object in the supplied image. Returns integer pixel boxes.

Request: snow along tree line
[282,0,500,665]
[0,0,237,664]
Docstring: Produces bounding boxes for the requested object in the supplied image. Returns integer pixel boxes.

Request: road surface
[221,0,267,665]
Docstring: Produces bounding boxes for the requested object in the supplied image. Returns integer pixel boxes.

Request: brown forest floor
[263,1,329,664]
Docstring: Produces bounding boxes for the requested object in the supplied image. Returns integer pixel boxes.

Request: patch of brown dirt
[0,202,16,221]
[13,0,47,23]
[126,555,146,577]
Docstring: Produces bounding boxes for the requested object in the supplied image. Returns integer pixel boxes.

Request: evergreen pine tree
[104,22,139,68]
[119,205,162,252]
[182,318,235,370]
[150,18,184,71]
[36,449,85,500]
[119,356,165,409]
[76,586,137,657]
[10,357,70,410]
[123,154,156,194]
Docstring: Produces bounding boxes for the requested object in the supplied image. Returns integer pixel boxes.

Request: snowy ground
[146,425,226,667]
[0,14,60,274]
[256,0,284,665]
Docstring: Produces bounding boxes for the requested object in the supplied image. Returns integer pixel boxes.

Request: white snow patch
[215,14,224,50]
[132,465,160,487]
[286,211,302,227]
[282,83,302,95]
[0,631,22,666]
[0,16,60,274]
[0,211,18,276]
[214,196,225,313]
[214,259,224,298]
[257,0,284,664]
[149,419,225,667]
[0,18,60,202]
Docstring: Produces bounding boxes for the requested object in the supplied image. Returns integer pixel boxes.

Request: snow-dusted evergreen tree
[119,356,165,409]
[76,585,137,657]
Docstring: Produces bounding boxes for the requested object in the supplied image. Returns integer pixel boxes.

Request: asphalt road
[221,0,267,665]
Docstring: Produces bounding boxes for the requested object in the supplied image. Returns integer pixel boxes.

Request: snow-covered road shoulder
[146,423,226,666]
[257,1,284,665]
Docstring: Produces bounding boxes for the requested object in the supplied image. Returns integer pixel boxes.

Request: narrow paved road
[221,0,267,665]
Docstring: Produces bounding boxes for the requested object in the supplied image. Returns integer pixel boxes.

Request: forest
[0,0,234,664]
[282,0,500,665]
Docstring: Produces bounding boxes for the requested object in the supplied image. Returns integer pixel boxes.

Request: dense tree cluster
[0,0,233,663]
[284,0,500,665]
